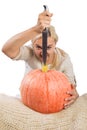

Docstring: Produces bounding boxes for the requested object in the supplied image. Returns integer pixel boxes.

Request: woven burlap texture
[0,93,87,130]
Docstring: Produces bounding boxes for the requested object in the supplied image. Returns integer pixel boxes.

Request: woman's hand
[37,11,53,32]
[64,84,79,109]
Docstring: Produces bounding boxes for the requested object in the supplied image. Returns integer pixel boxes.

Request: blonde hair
[48,25,58,43]
[32,25,58,44]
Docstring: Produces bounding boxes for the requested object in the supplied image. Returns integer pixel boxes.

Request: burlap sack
[0,93,87,130]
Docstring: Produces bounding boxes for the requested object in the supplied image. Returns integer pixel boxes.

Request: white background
[0,0,87,96]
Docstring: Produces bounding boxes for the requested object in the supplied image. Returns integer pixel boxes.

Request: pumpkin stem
[42,65,48,72]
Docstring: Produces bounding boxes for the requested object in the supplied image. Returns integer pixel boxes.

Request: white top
[13,45,76,86]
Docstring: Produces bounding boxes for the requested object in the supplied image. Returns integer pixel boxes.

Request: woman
[2,10,79,109]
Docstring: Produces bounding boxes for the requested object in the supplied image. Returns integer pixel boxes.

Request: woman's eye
[47,47,51,50]
[36,45,42,50]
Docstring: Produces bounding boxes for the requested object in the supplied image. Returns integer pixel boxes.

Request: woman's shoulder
[56,47,69,58]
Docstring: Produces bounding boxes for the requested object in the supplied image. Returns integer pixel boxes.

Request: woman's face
[33,37,56,64]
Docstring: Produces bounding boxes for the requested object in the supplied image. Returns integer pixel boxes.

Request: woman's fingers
[64,85,79,109]
[37,11,53,32]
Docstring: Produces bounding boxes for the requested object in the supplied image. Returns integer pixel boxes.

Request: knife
[42,5,49,72]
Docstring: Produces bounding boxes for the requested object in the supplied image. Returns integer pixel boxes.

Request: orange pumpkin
[20,69,72,114]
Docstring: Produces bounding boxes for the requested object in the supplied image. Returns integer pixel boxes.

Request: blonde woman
[2,10,79,109]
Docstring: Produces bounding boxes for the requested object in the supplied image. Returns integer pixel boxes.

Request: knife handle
[43,5,49,11]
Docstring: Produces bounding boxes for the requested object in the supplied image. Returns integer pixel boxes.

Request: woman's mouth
[39,54,48,61]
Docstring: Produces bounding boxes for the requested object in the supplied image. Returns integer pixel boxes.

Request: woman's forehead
[33,37,55,45]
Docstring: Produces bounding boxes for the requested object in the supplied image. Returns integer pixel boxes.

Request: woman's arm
[2,26,41,58]
[2,11,53,59]
[63,57,79,108]
[58,50,79,108]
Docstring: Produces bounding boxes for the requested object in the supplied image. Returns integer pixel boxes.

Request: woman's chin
[39,57,49,64]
